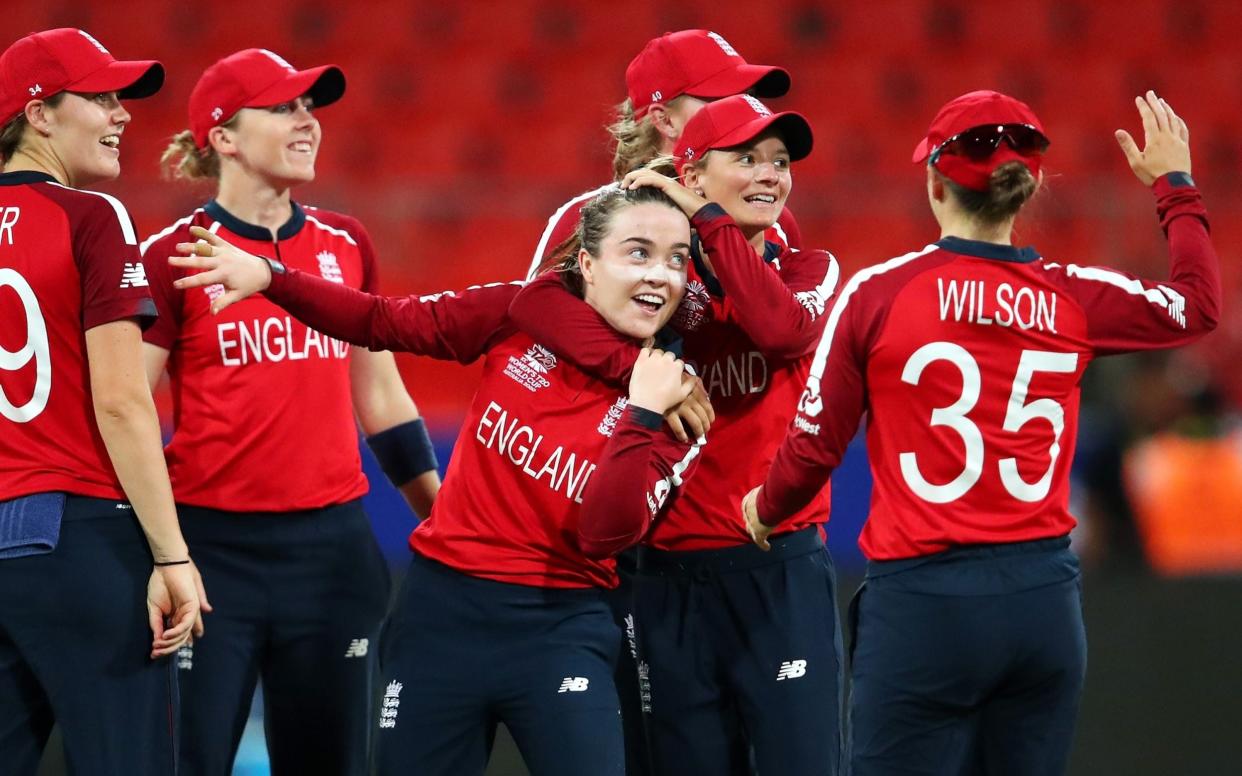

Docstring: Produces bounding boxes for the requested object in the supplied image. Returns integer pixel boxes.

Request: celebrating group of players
[0,23,1220,776]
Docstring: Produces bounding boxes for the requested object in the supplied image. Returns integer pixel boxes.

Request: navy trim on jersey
[0,171,58,186]
[204,199,307,241]
[936,236,1040,263]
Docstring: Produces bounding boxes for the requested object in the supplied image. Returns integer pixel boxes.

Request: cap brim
[713,111,814,162]
[248,65,346,109]
[685,64,792,101]
[912,137,933,163]
[70,60,165,100]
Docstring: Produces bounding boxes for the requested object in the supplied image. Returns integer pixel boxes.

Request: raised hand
[621,168,711,218]
[1115,90,1192,186]
[169,225,273,313]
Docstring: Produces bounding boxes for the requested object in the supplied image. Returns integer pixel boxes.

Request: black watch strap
[261,256,287,275]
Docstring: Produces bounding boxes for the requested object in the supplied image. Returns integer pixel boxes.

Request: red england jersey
[141,201,377,511]
[760,176,1221,560]
[526,182,804,278]
[257,270,702,587]
[0,171,156,501]
[511,204,839,551]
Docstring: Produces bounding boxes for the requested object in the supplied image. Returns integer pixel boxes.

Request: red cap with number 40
[0,28,163,123]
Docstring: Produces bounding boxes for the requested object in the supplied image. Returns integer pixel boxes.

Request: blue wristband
[367,418,438,487]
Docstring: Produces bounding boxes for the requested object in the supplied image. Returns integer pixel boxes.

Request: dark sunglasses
[929,123,1050,164]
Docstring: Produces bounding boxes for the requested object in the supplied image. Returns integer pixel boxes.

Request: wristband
[154,559,190,567]
[367,418,439,487]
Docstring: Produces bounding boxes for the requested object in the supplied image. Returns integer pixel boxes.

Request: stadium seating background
[14,1,1242,774]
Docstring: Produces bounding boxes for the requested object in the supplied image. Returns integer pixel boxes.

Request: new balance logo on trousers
[558,677,590,693]
[777,659,807,680]
[344,638,369,658]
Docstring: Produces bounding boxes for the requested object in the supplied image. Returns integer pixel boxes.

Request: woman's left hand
[741,485,774,552]
[621,168,711,218]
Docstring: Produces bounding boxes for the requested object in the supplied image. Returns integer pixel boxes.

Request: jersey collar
[204,199,306,242]
[0,171,58,186]
[936,236,1040,263]
[690,235,783,298]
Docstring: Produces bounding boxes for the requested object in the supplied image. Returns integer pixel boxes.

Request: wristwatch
[259,256,287,275]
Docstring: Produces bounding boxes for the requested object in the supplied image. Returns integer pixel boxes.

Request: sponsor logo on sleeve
[119,262,148,288]
[597,396,629,437]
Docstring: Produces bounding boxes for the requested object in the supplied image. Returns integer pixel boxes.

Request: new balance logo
[558,677,590,693]
[776,659,807,681]
[344,638,369,658]
[120,262,148,288]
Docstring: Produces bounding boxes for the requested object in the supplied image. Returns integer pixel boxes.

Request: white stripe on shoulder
[527,182,618,280]
[1050,262,1187,328]
[139,210,204,255]
[416,279,526,304]
[793,252,842,320]
[771,221,789,247]
[807,243,940,384]
[305,214,358,246]
[47,182,137,246]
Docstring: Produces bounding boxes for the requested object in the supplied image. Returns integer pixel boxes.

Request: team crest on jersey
[504,344,557,392]
[598,396,628,437]
[670,279,711,332]
[316,251,344,283]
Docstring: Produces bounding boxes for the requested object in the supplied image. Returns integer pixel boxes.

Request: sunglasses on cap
[929,123,1050,164]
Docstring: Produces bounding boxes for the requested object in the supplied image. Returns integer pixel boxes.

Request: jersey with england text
[256,269,703,587]
[141,200,376,511]
[511,204,839,551]
[760,176,1220,560]
[0,171,156,501]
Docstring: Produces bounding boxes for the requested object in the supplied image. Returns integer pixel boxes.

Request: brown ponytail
[941,161,1039,223]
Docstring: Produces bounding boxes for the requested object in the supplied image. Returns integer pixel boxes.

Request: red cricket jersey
[511,204,839,551]
[525,181,804,278]
[258,269,702,587]
[0,171,156,501]
[759,176,1221,561]
[141,201,377,511]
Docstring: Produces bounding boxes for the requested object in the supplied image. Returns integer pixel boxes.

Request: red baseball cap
[626,30,790,117]
[189,49,345,148]
[912,90,1049,191]
[0,28,163,123]
[674,94,812,174]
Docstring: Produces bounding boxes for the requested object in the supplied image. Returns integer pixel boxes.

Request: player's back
[851,238,1093,559]
[0,173,152,501]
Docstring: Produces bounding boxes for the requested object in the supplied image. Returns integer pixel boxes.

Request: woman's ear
[927,166,946,202]
[648,104,678,144]
[577,248,595,286]
[23,99,53,136]
[682,162,704,197]
[208,124,236,158]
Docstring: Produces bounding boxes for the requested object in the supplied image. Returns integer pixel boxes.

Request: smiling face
[682,130,791,239]
[579,201,691,342]
[219,95,320,187]
[41,92,130,186]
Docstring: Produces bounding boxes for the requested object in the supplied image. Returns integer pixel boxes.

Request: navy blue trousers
[0,496,177,776]
[634,527,844,776]
[849,537,1087,776]
[175,500,390,776]
[375,553,624,776]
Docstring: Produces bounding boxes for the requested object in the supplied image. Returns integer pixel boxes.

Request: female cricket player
[514,95,844,775]
[526,32,801,776]
[166,183,707,776]
[746,89,1220,776]
[0,28,202,775]
[142,49,439,776]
